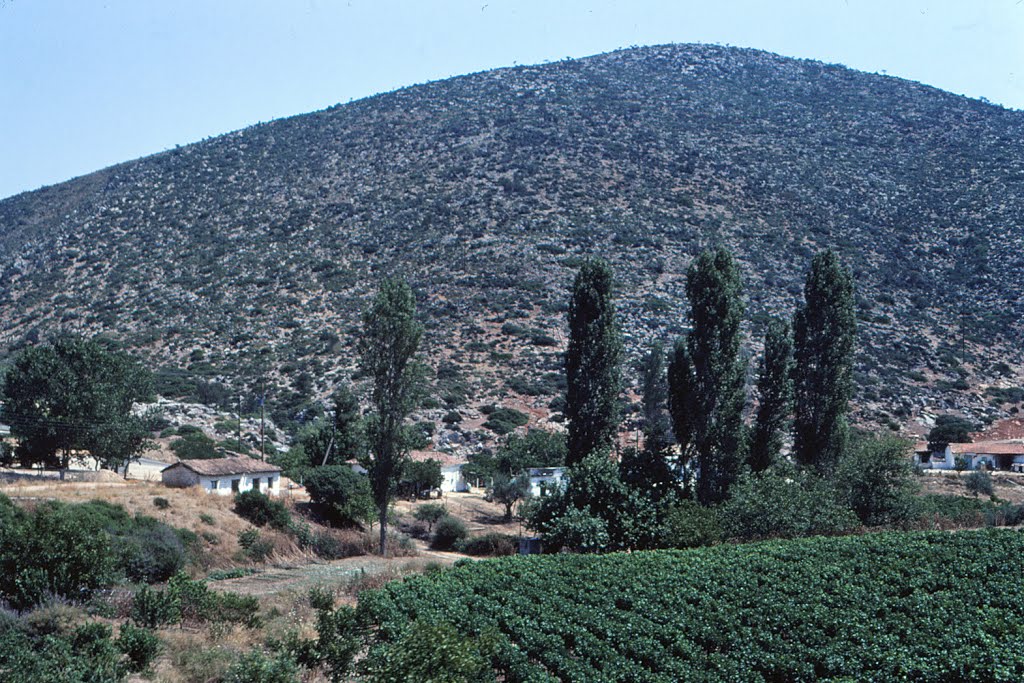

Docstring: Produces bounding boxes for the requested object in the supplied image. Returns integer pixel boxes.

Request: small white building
[161,456,282,495]
[527,467,566,497]
[442,463,469,493]
[916,440,1024,472]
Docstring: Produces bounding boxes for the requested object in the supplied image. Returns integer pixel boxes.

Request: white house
[916,440,1024,472]
[527,467,566,497]
[161,456,282,495]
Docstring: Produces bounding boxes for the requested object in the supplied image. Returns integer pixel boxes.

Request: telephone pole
[259,379,266,461]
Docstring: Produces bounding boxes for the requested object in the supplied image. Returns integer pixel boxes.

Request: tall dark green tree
[357,279,423,555]
[670,248,746,505]
[793,250,856,473]
[638,341,672,453]
[564,259,623,466]
[748,319,794,472]
[1,335,153,475]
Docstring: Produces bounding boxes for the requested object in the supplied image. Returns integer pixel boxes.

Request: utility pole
[260,379,266,462]
[236,393,242,448]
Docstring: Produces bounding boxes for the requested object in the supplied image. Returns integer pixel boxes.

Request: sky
[1,0,1022,201]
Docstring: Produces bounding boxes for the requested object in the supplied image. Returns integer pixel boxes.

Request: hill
[2,43,1024,437]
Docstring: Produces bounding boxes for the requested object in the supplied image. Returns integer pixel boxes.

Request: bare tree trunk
[378,507,388,556]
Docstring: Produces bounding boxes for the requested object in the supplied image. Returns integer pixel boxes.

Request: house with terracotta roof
[917,441,1024,472]
[161,456,282,495]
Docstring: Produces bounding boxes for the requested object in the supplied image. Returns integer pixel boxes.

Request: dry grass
[918,470,1024,504]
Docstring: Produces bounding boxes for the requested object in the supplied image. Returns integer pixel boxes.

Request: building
[916,441,1024,472]
[527,467,566,497]
[161,456,282,495]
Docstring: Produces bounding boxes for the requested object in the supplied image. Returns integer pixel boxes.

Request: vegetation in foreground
[359,530,1024,682]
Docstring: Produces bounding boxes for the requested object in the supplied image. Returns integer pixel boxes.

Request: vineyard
[360,530,1024,682]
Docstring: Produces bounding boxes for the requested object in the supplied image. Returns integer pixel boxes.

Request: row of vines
[359,530,1024,682]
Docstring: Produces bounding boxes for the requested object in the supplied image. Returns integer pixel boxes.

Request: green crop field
[360,530,1024,682]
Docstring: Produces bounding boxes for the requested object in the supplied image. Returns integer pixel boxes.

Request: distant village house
[161,456,282,495]
[915,441,1024,472]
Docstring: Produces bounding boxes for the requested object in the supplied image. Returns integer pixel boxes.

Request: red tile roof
[162,456,281,476]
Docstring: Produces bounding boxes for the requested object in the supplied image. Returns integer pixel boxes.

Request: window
[210,480,219,489]
[231,479,240,492]
[252,478,260,491]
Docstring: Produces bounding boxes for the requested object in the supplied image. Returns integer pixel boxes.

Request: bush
[661,500,722,548]
[303,466,375,527]
[363,619,498,682]
[482,408,529,435]
[965,470,994,497]
[223,649,300,683]
[431,516,468,550]
[458,533,518,556]
[0,500,116,610]
[722,466,859,541]
[239,529,274,562]
[115,519,188,583]
[313,604,362,681]
[152,497,170,510]
[234,490,291,530]
[169,432,220,459]
[131,585,180,628]
[117,622,161,673]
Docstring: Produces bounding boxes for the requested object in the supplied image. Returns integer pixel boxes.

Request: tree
[413,503,447,533]
[835,434,917,526]
[965,470,994,498]
[303,466,375,527]
[357,279,424,554]
[526,451,661,552]
[927,415,974,453]
[489,473,530,521]
[1,335,153,475]
[793,251,856,473]
[638,341,672,453]
[328,383,364,464]
[564,259,623,466]
[670,248,746,505]
[400,459,442,499]
[494,429,566,477]
[748,319,794,472]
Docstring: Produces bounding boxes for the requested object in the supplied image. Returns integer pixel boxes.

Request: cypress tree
[793,250,856,473]
[671,248,746,505]
[564,258,623,466]
[748,318,794,472]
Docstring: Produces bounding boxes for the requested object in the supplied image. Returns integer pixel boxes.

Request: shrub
[314,604,362,681]
[223,649,300,683]
[431,516,468,550]
[722,466,859,541]
[661,500,722,548]
[458,533,518,556]
[199,513,216,525]
[482,407,530,435]
[0,501,115,610]
[965,470,994,497]
[169,432,219,459]
[152,497,170,510]
[239,529,274,562]
[303,466,375,527]
[117,622,161,673]
[115,519,188,583]
[234,490,291,530]
[131,585,180,628]
[363,619,498,682]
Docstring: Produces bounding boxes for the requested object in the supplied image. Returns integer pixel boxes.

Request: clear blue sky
[1,0,1022,201]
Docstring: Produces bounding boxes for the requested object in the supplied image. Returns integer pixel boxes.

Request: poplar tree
[358,278,423,555]
[670,248,746,505]
[638,341,671,453]
[793,250,856,473]
[748,318,794,472]
[564,259,623,466]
